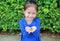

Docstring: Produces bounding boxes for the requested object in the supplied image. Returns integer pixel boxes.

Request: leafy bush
[0,0,25,32]
[37,0,60,33]
[0,0,60,33]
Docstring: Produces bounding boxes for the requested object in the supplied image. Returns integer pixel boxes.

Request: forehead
[25,7,37,12]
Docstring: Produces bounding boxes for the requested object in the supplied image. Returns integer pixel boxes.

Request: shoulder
[34,18,40,22]
[19,18,25,23]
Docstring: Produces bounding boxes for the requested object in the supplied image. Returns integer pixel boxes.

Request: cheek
[24,12,29,17]
[33,14,36,17]
[25,14,28,17]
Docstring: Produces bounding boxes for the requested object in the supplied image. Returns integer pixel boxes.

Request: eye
[28,12,30,14]
[32,13,35,14]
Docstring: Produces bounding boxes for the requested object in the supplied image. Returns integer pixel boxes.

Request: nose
[29,14,33,17]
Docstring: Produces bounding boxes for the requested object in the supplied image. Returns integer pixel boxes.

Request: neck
[25,18,33,24]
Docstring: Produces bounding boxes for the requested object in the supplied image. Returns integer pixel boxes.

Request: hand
[25,26,31,34]
[31,26,37,33]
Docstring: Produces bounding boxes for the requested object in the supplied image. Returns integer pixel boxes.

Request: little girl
[19,0,41,41]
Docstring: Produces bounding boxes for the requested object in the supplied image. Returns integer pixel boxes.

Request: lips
[28,18,33,20]
[27,17,33,19]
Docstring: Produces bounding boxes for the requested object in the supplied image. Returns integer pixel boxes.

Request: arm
[19,20,29,37]
[33,19,40,33]
[35,19,40,32]
[32,19,41,37]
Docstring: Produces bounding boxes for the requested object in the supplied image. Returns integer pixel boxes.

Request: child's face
[24,7,37,21]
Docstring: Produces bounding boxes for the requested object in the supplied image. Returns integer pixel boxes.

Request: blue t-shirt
[19,18,41,41]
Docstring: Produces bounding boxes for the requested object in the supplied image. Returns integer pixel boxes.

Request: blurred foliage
[0,0,60,33]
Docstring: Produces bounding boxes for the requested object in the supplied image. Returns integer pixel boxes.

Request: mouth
[28,17,33,19]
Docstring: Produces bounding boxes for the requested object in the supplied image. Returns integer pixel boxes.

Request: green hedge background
[0,0,60,33]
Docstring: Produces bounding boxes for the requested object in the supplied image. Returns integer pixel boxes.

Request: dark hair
[24,0,38,11]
